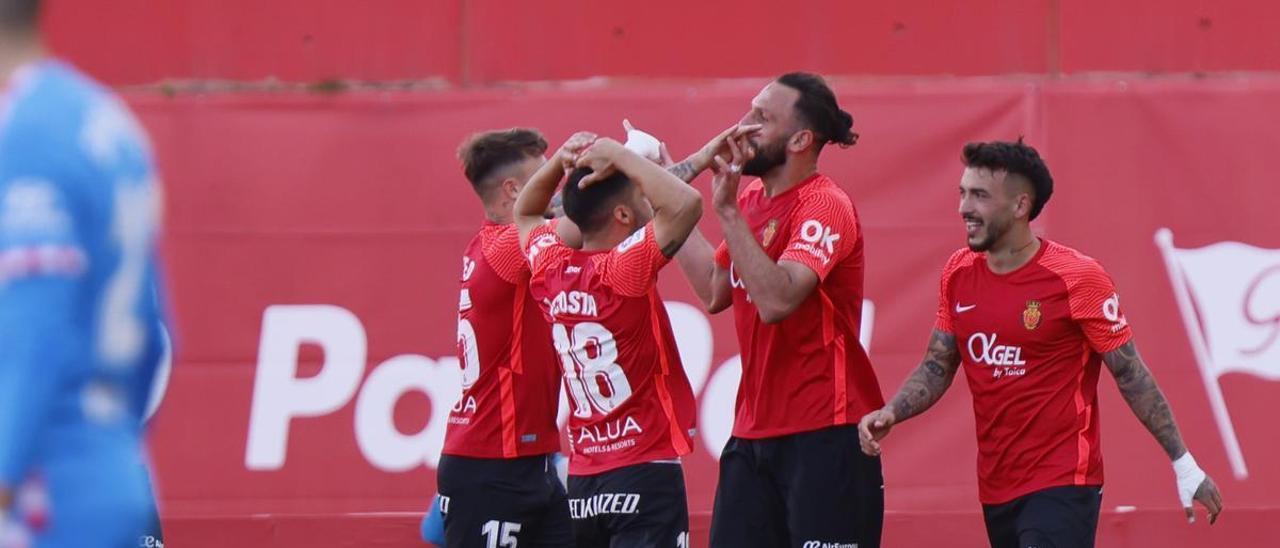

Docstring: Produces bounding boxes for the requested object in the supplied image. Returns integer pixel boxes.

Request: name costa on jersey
[525,221,696,474]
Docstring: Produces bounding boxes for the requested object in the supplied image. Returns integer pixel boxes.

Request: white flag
[1156,228,1280,479]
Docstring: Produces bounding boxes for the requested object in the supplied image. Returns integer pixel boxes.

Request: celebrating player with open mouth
[515,135,701,547]
[859,139,1224,548]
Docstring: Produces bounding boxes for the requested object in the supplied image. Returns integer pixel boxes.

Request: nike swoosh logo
[955,303,977,313]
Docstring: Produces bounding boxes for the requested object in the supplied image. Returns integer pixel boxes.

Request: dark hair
[961,138,1054,220]
[0,0,40,30]
[775,72,858,148]
[457,128,548,195]
[562,168,632,233]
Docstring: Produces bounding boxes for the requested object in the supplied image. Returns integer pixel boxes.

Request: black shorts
[568,462,690,548]
[437,453,572,548]
[982,485,1102,548]
[710,425,884,548]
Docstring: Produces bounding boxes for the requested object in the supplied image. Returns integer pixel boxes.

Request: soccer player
[437,128,580,548]
[0,1,169,545]
[858,139,1225,547]
[515,135,701,548]
[674,72,885,548]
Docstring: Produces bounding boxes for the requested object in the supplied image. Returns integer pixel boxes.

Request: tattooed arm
[858,329,962,455]
[665,124,763,184]
[666,157,701,183]
[662,125,759,312]
[1103,341,1187,458]
[1104,340,1223,523]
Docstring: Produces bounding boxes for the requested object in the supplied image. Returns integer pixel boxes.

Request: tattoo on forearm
[889,329,961,422]
[1104,341,1187,459]
[667,161,698,183]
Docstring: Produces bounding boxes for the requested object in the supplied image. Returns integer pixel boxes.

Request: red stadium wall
[41,0,1280,85]
[32,0,1280,546]
[127,77,1280,547]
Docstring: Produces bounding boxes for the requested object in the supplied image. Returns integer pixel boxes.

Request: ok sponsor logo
[1102,293,1128,332]
[788,219,841,266]
[967,332,1026,367]
[798,220,840,254]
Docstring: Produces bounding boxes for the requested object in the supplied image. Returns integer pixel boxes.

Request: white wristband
[1173,452,1206,509]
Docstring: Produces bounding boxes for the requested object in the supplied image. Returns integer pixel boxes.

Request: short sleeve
[777,190,858,281]
[481,224,530,284]
[1066,263,1133,353]
[933,249,970,334]
[524,221,563,279]
[598,223,669,298]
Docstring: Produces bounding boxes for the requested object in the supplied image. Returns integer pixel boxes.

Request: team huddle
[0,1,1234,545]
[436,72,1223,548]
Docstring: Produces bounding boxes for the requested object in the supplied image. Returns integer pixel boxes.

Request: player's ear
[500,177,521,200]
[788,129,814,153]
[1014,192,1032,219]
[613,204,633,227]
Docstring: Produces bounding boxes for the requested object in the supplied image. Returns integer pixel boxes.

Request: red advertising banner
[136,76,1280,546]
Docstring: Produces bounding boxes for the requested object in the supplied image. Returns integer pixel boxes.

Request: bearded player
[675,72,886,548]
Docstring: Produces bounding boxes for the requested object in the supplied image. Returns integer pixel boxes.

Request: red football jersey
[936,239,1133,504]
[443,221,562,459]
[715,174,884,439]
[526,222,697,475]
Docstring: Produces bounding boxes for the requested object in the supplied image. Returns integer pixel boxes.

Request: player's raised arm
[666,125,760,312]
[664,124,763,184]
[620,120,721,306]
[858,328,962,456]
[650,124,758,313]
[1101,341,1223,524]
[710,134,820,323]
[576,138,702,258]
[515,131,596,250]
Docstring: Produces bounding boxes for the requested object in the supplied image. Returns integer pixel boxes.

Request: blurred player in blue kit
[0,0,169,546]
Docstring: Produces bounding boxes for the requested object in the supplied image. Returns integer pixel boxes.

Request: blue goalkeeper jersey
[0,59,165,546]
